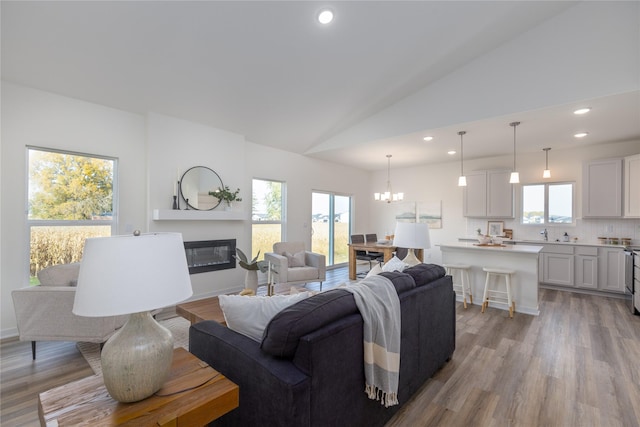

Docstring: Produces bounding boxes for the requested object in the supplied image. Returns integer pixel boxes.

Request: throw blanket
[344,275,401,407]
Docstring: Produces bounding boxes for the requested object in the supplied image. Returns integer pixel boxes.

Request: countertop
[458,237,630,249]
[440,242,543,254]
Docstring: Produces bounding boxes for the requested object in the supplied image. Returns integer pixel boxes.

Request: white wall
[369,139,640,264]
[0,83,371,338]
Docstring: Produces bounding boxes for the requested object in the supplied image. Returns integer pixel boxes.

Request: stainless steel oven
[624,247,639,315]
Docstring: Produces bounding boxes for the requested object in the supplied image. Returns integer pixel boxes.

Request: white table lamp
[73,232,192,403]
[392,222,431,266]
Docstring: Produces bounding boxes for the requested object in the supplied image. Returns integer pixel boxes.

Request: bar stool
[481,267,516,318]
[443,263,472,309]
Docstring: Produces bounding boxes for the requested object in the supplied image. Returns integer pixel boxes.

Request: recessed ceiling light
[574,132,589,138]
[447,150,456,155]
[573,107,591,115]
[318,9,334,24]
[423,136,434,142]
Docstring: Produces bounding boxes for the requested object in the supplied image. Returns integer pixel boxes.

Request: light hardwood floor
[2,265,639,426]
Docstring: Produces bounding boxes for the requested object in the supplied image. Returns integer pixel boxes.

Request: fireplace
[184,239,236,274]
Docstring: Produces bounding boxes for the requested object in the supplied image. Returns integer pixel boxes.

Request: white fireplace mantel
[152,209,247,221]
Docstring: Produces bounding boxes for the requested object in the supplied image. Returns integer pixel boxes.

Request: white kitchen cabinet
[575,246,598,289]
[541,245,574,287]
[582,158,623,217]
[463,170,513,218]
[463,172,487,217]
[598,247,625,293]
[624,154,640,218]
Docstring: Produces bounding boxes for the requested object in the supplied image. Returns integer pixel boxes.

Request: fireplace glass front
[184,239,236,274]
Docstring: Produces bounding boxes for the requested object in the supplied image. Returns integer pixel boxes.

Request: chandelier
[374,154,403,203]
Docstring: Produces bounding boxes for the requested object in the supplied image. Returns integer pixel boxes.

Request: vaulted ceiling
[2,1,638,171]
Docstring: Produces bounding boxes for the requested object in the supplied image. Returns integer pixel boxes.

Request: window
[27,147,117,282]
[251,179,284,257]
[522,182,574,224]
[311,192,351,265]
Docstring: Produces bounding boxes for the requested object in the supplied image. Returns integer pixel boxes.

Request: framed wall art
[487,221,504,236]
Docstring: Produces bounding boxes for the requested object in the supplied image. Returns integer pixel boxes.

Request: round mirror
[180,166,224,210]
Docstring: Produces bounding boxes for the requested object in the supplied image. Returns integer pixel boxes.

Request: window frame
[26,146,118,280]
[251,178,286,256]
[521,181,575,226]
[311,190,353,266]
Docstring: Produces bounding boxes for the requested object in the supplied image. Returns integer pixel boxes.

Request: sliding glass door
[311,192,351,266]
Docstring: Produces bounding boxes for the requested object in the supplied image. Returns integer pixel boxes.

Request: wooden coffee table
[176,296,226,325]
[38,347,238,426]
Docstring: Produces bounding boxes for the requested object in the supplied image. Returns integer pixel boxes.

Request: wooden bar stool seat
[443,263,472,309]
[481,267,516,318]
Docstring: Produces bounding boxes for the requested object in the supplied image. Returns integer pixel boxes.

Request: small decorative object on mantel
[172,180,180,210]
[234,248,268,292]
[209,186,242,210]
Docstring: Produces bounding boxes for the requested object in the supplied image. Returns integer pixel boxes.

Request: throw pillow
[382,255,407,273]
[365,263,383,278]
[218,292,312,342]
[284,251,306,267]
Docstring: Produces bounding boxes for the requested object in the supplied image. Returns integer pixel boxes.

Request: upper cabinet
[582,158,623,218]
[582,155,640,218]
[463,170,514,218]
[624,154,640,218]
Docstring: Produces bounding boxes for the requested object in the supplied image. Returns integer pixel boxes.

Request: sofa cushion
[261,289,358,358]
[219,292,312,342]
[403,263,446,287]
[379,271,416,294]
[365,263,383,278]
[381,255,407,272]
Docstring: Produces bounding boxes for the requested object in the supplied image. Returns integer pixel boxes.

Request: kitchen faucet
[540,228,548,241]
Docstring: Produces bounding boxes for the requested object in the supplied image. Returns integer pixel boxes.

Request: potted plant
[208,186,242,208]
[234,248,268,291]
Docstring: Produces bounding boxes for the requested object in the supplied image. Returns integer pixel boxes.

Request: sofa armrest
[189,321,311,425]
[264,252,289,283]
[304,252,326,280]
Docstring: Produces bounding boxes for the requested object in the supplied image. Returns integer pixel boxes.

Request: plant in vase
[234,248,268,292]
[208,186,242,209]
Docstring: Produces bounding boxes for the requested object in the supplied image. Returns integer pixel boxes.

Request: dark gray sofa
[189,263,455,427]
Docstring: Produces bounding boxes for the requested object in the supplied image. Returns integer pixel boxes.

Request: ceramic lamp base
[101,311,173,402]
[401,248,422,267]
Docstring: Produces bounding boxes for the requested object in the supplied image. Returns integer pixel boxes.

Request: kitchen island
[439,242,543,315]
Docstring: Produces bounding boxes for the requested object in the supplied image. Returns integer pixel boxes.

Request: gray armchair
[12,263,127,359]
[264,242,326,292]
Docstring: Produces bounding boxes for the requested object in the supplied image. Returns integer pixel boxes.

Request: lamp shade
[392,222,431,250]
[73,232,192,317]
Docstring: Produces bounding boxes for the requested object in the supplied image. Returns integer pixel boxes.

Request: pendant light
[374,154,403,203]
[457,131,467,186]
[542,147,551,178]
[509,121,520,184]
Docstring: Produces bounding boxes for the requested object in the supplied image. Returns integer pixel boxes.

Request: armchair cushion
[285,251,306,267]
[37,263,81,286]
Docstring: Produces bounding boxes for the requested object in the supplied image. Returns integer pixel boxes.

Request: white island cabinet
[439,243,542,316]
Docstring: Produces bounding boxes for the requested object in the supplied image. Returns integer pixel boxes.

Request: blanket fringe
[365,384,399,408]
